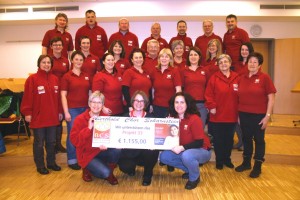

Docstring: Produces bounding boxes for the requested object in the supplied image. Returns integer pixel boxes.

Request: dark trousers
[33,126,56,168]
[118,149,159,178]
[239,112,266,161]
[209,122,236,165]
[152,105,169,118]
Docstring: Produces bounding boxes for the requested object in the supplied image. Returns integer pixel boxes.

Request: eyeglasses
[52,44,62,47]
[90,101,103,105]
[133,99,145,103]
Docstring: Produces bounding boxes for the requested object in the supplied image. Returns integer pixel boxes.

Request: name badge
[37,86,45,94]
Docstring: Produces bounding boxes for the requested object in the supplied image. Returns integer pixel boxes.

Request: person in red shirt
[143,39,159,74]
[151,48,182,118]
[50,37,70,153]
[194,20,222,66]
[21,55,63,175]
[108,18,139,60]
[92,53,124,116]
[108,40,131,75]
[169,20,193,59]
[70,91,121,184]
[223,14,250,67]
[232,42,254,151]
[118,91,158,186]
[160,92,211,190]
[141,22,168,52]
[78,36,101,80]
[75,10,108,59]
[182,47,207,128]
[42,13,74,59]
[61,51,91,170]
[205,54,239,170]
[203,39,223,81]
[235,52,276,178]
[171,40,186,70]
[122,48,152,112]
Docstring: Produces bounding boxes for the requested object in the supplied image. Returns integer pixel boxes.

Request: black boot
[235,157,251,172]
[249,160,262,178]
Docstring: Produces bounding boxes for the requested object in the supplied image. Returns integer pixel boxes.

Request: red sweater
[141,35,168,52]
[169,34,193,59]
[205,71,239,122]
[70,109,106,168]
[75,22,108,59]
[21,69,61,128]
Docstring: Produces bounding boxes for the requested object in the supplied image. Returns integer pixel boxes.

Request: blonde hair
[157,48,174,69]
[206,39,222,62]
[88,91,105,104]
[171,40,184,52]
[217,54,232,65]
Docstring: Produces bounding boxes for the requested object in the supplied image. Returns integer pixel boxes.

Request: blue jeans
[86,148,121,179]
[160,148,211,181]
[196,102,208,129]
[67,107,87,165]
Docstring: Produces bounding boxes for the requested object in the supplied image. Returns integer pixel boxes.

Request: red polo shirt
[143,54,158,74]
[92,70,124,115]
[141,35,168,52]
[42,28,74,58]
[169,34,193,59]
[223,27,250,66]
[122,67,152,97]
[182,66,207,101]
[194,33,222,65]
[238,71,276,114]
[173,58,186,71]
[61,70,91,109]
[151,67,182,107]
[78,53,101,80]
[115,58,131,75]
[51,56,69,80]
[234,61,249,76]
[179,114,211,149]
[108,31,139,59]
[205,71,239,122]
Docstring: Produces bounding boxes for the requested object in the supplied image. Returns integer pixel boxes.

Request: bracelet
[266,113,271,117]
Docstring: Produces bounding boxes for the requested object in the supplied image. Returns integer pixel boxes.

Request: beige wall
[274,38,300,114]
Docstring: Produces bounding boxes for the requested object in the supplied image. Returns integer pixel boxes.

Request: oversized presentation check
[92,116,180,150]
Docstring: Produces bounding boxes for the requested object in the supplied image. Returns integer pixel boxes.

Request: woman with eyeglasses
[205,54,239,170]
[70,91,121,184]
[118,91,159,186]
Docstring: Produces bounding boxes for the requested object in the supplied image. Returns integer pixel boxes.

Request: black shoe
[216,164,223,170]
[185,177,200,190]
[68,163,81,170]
[142,177,152,186]
[235,164,251,172]
[182,172,189,179]
[37,167,49,175]
[167,165,174,172]
[224,162,234,168]
[47,164,61,171]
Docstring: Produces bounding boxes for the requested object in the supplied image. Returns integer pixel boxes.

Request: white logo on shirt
[184,124,188,130]
[92,59,96,63]
[201,71,205,75]
[255,79,260,83]
[97,35,102,41]
[128,40,133,46]
[37,86,45,94]
[233,83,238,91]
[167,74,172,79]
[85,76,89,80]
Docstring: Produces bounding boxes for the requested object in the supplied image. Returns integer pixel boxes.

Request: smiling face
[174,95,187,118]
[226,17,237,31]
[131,52,144,68]
[80,38,91,52]
[113,42,123,56]
[208,41,217,55]
[71,54,84,69]
[89,96,103,115]
[177,22,187,35]
[241,45,250,59]
[189,50,200,66]
[173,44,184,57]
[247,56,261,74]
[39,57,52,72]
[147,42,159,57]
[119,19,129,31]
[55,16,67,29]
[51,41,63,54]
[132,94,145,111]
[151,23,161,37]
[170,126,179,137]
[103,55,115,71]
[159,53,171,67]
[218,57,231,73]
[203,21,213,35]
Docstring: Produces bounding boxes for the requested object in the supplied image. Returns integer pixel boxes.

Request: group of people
[20,11,276,190]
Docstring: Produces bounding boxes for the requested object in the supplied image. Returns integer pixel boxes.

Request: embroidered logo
[255,79,260,83]
[97,35,102,41]
[118,77,122,81]
[120,64,125,68]
[63,62,66,66]
[184,124,188,130]
[167,74,172,79]
[128,40,133,46]
[85,76,89,80]
[201,71,205,75]
[232,35,236,39]
[92,59,96,63]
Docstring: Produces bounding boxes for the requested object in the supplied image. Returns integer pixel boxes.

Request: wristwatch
[266,113,271,117]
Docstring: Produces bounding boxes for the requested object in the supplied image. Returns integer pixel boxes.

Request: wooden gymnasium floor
[0,114,300,200]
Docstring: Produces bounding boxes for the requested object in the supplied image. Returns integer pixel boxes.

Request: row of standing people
[20,46,276,190]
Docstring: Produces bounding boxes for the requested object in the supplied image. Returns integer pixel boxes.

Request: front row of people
[21,52,276,190]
